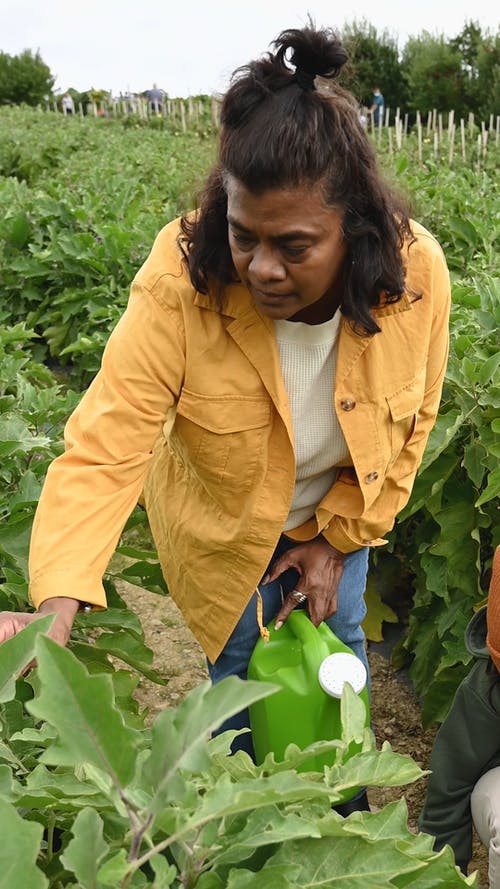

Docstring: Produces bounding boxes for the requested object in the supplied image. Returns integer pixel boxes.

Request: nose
[248,245,286,283]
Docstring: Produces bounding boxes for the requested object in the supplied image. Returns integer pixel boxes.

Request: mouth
[252,288,295,303]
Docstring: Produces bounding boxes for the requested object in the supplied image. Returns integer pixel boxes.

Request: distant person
[368,87,384,127]
[420,546,500,885]
[61,92,75,115]
[147,84,164,114]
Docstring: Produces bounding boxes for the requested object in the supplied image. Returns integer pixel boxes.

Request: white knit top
[273,311,350,531]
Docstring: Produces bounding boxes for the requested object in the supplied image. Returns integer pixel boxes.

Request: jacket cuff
[29,571,107,611]
[320,518,364,554]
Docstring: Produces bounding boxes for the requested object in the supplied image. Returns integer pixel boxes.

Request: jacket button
[340,398,356,411]
[365,471,379,484]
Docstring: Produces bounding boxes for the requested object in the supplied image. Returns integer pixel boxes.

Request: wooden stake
[448,123,455,165]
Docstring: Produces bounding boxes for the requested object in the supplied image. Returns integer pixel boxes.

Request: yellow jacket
[29,218,450,662]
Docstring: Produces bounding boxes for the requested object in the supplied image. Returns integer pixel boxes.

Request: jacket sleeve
[418,661,500,872]
[29,277,186,609]
[320,239,451,553]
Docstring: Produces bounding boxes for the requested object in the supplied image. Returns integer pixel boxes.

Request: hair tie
[294,68,316,91]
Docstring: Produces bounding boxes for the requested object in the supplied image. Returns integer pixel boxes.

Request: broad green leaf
[476,467,500,506]
[96,850,130,886]
[266,829,471,887]
[331,743,424,792]
[0,798,47,888]
[418,409,464,474]
[362,576,398,642]
[93,629,166,684]
[462,441,486,489]
[28,635,141,787]
[0,511,34,578]
[149,855,178,888]
[60,807,109,889]
[7,213,31,249]
[478,351,500,386]
[225,864,298,887]
[145,677,278,808]
[0,615,54,702]
[183,770,335,827]
[399,450,460,521]
[209,805,322,868]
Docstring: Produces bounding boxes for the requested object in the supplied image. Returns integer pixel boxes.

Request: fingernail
[274,620,283,631]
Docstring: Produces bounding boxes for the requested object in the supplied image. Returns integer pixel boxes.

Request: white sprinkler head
[318,652,367,699]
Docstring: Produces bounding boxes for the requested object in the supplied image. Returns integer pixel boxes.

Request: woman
[0,24,450,809]
[419,546,500,884]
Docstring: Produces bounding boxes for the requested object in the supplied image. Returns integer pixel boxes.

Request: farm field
[0,106,498,886]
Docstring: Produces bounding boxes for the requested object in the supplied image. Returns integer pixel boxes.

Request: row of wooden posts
[368,107,499,166]
[43,97,499,166]
[45,96,220,129]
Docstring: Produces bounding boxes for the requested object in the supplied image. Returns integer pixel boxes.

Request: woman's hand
[0,597,79,648]
[265,536,346,629]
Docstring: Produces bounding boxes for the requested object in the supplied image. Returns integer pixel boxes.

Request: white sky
[1,0,498,98]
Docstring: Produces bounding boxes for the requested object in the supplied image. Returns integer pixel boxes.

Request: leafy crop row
[0,619,472,888]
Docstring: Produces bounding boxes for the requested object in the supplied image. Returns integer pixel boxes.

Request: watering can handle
[286,611,338,684]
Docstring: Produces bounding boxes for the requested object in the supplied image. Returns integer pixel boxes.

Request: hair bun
[272,21,348,80]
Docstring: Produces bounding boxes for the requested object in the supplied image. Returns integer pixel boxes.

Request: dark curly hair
[179,21,413,335]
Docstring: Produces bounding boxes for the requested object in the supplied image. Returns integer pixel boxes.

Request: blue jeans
[207,535,369,758]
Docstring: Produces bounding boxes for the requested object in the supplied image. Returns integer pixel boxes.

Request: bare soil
[118,581,488,887]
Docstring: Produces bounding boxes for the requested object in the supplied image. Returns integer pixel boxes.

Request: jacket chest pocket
[386,370,425,462]
[171,389,272,494]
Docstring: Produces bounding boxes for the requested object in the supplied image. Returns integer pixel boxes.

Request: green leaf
[362,576,398,643]
[0,511,34,578]
[0,615,54,702]
[418,408,464,474]
[60,807,109,889]
[476,467,500,506]
[149,855,178,888]
[96,850,130,886]
[145,677,279,809]
[478,351,500,386]
[93,629,166,684]
[27,635,141,787]
[462,441,486,488]
[0,798,47,888]
[7,213,31,249]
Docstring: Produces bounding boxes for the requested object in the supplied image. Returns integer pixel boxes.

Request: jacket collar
[466,606,489,658]
[194,284,293,440]
[193,284,415,419]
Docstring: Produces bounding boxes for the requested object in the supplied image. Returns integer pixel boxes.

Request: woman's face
[226,175,347,323]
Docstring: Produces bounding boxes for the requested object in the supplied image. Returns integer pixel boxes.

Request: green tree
[401,33,464,115]
[451,21,500,119]
[0,49,54,106]
[341,20,407,119]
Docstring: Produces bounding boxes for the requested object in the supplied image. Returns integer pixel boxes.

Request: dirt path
[118,581,488,886]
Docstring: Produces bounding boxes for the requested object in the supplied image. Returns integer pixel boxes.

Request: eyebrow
[227,215,314,242]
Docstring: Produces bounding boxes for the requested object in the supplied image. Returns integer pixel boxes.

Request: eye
[230,231,255,249]
[281,244,308,259]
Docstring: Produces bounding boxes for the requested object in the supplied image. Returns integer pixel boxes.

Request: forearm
[37,597,80,646]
